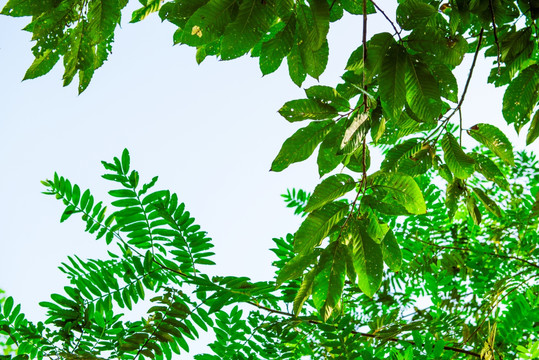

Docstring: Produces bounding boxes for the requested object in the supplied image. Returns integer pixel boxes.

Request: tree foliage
[1,0,539,359]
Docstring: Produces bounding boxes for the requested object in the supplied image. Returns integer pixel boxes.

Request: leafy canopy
[2,0,539,359]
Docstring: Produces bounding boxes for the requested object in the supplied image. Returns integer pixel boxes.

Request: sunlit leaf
[468,123,514,166]
[305,174,356,212]
[442,132,475,179]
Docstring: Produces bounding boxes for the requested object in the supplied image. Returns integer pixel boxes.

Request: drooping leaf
[472,187,502,217]
[469,152,509,191]
[180,0,235,47]
[271,120,334,172]
[276,250,320,287]
[526,109,539,145]
[305,174,356,212]
[88,0,122,42]
[287,41,307,87]
[312,241,347,321]
[502,64,539,132]
[380,138,421,172]
[405,58,441,123]
[446,178,465,219]
[441,132,475,179]
[296,2,329,79]
[130,0,161,23]
[379,43,407,121]
[468,123,515,166]
[278,99,338,122]
[429,63,458,103]
[221,0,276,60]
[293,267,316,315]
[305,85,350,112]
[260,16,295,75]
[294,201,349,254]
[23,50,60,80]
[368,171,427,215]
[317,118,347,177]
[346,219,383,298]
[466,194,481,225]
[396,0,437,30]
[339,112,369,155]
[381,229,402,272]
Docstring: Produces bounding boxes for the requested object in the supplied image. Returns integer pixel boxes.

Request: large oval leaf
[405,58,441,123]
[468,123,514,166]
[271,120,334,172]
[379,43,407,121]
[441,132,475,179]
[278,99,338,122]
[305,174,356,212]
[502,64,539,132]
[368,172,427,215]
[294,201,349,254]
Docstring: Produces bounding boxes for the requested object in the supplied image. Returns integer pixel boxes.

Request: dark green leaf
[472,187,502,217]
[305,174,356,212]
[276,250,320,286]
[468,123,514,166]
[381,229,402,272]
[502,64,539,132]
[526,109,539,145]
[379,43,407,121]
[278,99,338,122]
[442,132,475,179]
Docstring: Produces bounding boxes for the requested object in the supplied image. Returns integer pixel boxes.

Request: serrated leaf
[502,64,539,132]
[276,250,320,286]
[271,120,334,172]
[312,241,346,321]
[379,43,407,121]
[473,187,502,217]
[442,132,475,179]
[381,229,402,272]
[305,174,356,212]
[468,123,514,166]
[405,58,441,123]
[294,201,349,254]
[278,99,338,122]
[369,172,426,214]
[221,0,275,60]
[345,219,383,298]
[293,268,316,314]
[526,109,539,145]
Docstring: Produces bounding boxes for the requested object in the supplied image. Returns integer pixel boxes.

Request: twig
[425,28,485,144]
[246,301,481,358]
[368,0,402,41]
[489,0,501,74]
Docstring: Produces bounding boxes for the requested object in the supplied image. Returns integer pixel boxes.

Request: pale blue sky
[0,2,536,358]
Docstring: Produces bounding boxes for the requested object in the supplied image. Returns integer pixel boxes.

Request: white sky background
[0,1,537,358]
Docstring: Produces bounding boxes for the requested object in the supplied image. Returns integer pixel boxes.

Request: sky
[0,1,537,358]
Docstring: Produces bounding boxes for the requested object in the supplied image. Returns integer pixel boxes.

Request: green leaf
[287,42,306,87]
[340,0,375,15]
[502,64,539,132]
[88,0,121,43]
[446,179,465,219]
[441,132,475,179]
[430,64,458,103]
[317,118,347,177]
[396,0,437,30]
[369,172,427,215]
[526,109,539,145]
[468,153,509,191]
[23,50,60,80]
[1,0,55,16]
[405,58,441,123]
[379,43,407,121]
[305,174,356,212]
[130,0,161,23]
[180,0,235,47]
[380,138,421,172]
[472,187,502,217]
[260,16,295,75]
[305,85,350,112]
[345,219,383,298]
[278,99,338,122]
[339,112,369,155]
[271,120,334,172]
[381,229,402,272]
[294,201,349,254]
[466,194,481,225]
[3,297,14,317]
[468,123,514,166]
[312,241,346,321]
[221,0,275,60]
[293,268,316,315]
[305,0,330,51]
[276,250,320,287]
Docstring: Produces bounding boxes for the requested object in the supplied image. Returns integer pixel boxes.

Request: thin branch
[489,0,501,74]
[368,0,402,41]
[246,301,481,358]
[425,28,485,144]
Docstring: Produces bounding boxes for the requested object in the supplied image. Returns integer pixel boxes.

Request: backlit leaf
[276,250,320,286]
[294,201,348,254]
[381,229,402,272]
[369,171,427,215]
[271,120,334,172]
[468,123,514,166]
[472,187,502,217]
[502,64,539,132]
[442,132,475,179]
[278,99,338,122]
[379,43,407,121]
[305,174,356,212]
[526,109,539,145]
[405,58,441,123]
